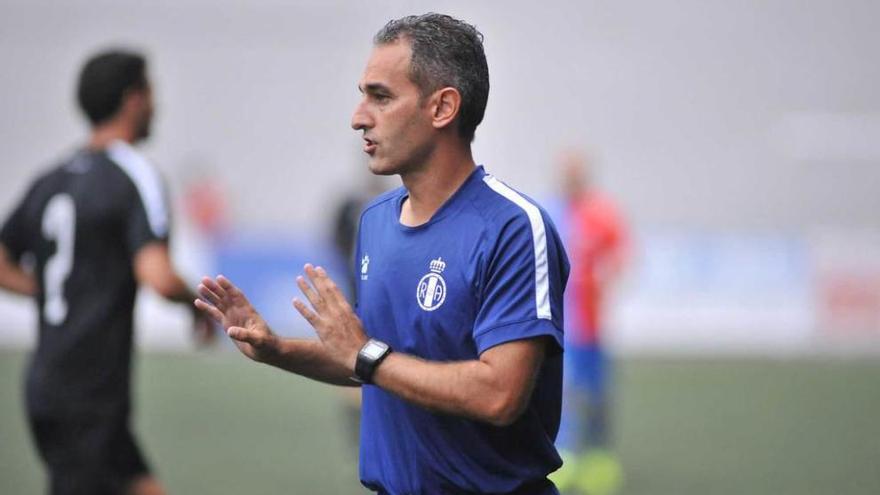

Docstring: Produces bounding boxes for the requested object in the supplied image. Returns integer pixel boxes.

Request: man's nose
[351,100,372,131]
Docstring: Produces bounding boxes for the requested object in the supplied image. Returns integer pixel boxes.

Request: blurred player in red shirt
[552,150,628,495]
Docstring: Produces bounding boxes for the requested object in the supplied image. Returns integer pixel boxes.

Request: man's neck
[88,122,137,151]
[399,143,476,227]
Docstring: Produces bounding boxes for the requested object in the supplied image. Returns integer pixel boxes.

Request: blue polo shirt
[355,166,569,495]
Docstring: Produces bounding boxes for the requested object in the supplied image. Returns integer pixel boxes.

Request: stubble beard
[370,136,436,179]
[134,116,151,143]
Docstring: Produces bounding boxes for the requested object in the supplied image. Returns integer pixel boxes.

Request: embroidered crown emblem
[429,257,446,274]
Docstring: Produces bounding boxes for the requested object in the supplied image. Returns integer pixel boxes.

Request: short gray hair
[374,13,490,142]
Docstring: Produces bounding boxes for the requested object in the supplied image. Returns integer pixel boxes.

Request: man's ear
[430,87,461,131]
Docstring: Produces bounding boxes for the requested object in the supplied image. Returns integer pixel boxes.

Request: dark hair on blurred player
[0,48,212,495]
[77,51,148,128]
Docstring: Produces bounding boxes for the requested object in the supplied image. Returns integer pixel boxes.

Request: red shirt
[564,191,628,344]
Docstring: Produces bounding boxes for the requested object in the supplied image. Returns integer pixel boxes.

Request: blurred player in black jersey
[0,49,212,495]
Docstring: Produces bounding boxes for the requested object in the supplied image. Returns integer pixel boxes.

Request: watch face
[363,341,386,360]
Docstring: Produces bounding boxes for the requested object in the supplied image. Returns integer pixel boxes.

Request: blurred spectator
[551,150,628,495]
[183,163,229,241]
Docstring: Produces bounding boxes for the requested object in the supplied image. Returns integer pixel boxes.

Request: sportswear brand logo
[417,257,447,311]
[361,255,370,281]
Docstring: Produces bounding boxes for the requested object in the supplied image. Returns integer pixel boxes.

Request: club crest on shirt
[416,257,447,311]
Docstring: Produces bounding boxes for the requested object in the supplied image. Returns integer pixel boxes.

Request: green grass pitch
[1,351,878,494]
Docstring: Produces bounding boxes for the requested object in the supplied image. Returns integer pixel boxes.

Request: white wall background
[1,0,879,353]
[2,0,878,232]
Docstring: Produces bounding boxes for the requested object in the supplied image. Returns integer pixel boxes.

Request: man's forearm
[374,354,500,421]
[134,242,199,305]
[370,339,544,426]
[163,276,198,305]
[0,266,34,296]
[0,247,35,296]
[264,338,361,387]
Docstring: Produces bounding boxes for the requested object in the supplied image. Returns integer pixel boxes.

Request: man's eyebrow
[360,82,392,94]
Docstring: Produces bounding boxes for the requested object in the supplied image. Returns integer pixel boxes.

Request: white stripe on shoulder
[482,174,551,320]
[106,140,169,237]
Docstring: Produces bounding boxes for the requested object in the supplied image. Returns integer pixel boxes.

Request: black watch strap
[354,338,393,384]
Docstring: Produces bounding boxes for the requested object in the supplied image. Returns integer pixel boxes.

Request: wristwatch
[354,338,393,384]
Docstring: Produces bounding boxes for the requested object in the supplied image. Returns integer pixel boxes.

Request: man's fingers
[197,283,224,309]
[293,298,321,329]
[227,326,258,345]
[303,263,320,284]
[194,299,224,324]
[305,264,341,304]
[216,275,245,301]
[311,265,351,310]
[306,264,331,296]
[296,275,325,311]
[201,276,228,300]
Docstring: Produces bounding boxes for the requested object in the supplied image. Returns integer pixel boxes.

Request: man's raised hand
[292,264,368,372]
[194,275,279,363]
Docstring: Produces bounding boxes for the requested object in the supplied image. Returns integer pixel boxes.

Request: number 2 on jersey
[42,194,76,325]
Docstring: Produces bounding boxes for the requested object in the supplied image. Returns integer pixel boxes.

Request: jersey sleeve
[472,209,569,355]
[106,142,172,256]
[0,183,37,261]
[124,174,170,255]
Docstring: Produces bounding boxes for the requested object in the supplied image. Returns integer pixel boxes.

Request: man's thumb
[227,326,257,344]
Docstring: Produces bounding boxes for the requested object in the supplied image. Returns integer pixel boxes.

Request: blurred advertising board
[611,231,814,355]
[811,230,880,340]
[2,228,880,357]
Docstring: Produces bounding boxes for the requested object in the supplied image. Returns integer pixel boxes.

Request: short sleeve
[472,210,568,355]
[107,141,171,255]
[123,180,170,256]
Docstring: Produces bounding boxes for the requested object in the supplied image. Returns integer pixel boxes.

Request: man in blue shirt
[195,13,569,494]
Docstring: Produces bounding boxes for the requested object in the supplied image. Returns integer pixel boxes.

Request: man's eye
[374,94,390,102]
